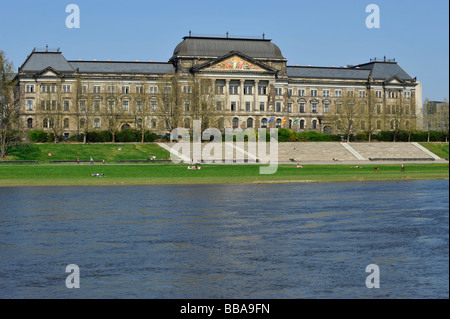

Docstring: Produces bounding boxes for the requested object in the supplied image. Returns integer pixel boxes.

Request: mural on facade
[207,56,264,71]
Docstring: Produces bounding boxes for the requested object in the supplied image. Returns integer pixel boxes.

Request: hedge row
[28,129,159,143]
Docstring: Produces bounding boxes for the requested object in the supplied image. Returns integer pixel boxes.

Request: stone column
[239,79,244,111]
[254,79,259,112]
[225,79,230,111]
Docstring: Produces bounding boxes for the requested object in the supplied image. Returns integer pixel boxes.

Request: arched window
[27,118,33,129]
[184,118,190,129]
[94,118,101,129]
[43,118,48,128]
[300,119,305,129]
[232,117,239,129]
[63,118,69,128]
[136,118,142,128]
[247,118,253,128]
[261,118,267,128]
[151,119,157,129]
[312,120,317,129]
[276,118,282,128]
[80,118,86,128]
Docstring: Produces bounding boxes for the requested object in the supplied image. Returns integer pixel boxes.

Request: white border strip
[411,142,442,160]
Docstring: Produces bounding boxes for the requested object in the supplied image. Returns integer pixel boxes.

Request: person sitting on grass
[296,163,303,168]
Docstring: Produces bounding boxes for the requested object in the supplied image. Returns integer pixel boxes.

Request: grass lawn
[4,143,170,162]
[420,142,449,159]
[0,163,448,187]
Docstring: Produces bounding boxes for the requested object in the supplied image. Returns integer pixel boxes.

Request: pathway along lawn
[0,163,448,187]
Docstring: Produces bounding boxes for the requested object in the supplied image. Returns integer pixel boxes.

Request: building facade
[14,35,423,140]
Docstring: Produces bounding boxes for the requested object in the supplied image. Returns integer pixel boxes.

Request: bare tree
[132,78,151,142]
[326,91,362,142]
[103,82,123,143]
[157,73,183,132]
[40,81,64,143]
[186,75,223,131]
[0,50,18,158]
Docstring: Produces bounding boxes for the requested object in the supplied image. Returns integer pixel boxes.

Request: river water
[0,180,448,298]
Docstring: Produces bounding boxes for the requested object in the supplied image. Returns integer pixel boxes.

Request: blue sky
[0,0,448,101]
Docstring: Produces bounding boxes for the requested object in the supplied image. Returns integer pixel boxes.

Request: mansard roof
[354,61,413,81]
[170,36,286,61]
[20,51,75,73]
[69,60,175,75]
[287,66,371,80]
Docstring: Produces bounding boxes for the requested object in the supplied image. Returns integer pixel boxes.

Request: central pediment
[207,56,265,71]
[191,51,277,74]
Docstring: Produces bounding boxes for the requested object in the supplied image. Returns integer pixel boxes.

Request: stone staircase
[160,142,441,163]
[349,142,436,161]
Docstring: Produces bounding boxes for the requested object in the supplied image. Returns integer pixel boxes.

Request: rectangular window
[322,89,330,97]
[312,102,318,113]
[184,101,190,111]
[245,102,251,112]
[347,90,354,97]
[122,100,129,111]
[324,102,330,113]
[136,101,143,112]
[259,102,265,111]
[93,85,101,93]
[287,103,292,113]
[229,85,239,95]
[244,86,253,95]
[258,86,267,95]
[310,89,318,97]
[359,90,366,98]
[288,89,292,97]
[375,90,382,98]
[79,100,86,111]
[216,102,222,111]
[276,102,281,112]
[231,101,236,111]
[149,86,158,94]
[335,89,342,97]
[215,85,225,95]
[108,100,115,111]
[298,88,306,97]
[122,86,130,94]
[136,86,143,94]
[183,85,192,94]
[275,88,282,95]
[26,84,34,93]
[299,103,305,113]
[62,85,71,93]
[164,86,172,94]
[107,86,115,93]
[94,100,100,111]
[404,91,410,99]
[150,101,157,111]
[63,100,70,111]
[26,100,33,111]
[82,85,87,94]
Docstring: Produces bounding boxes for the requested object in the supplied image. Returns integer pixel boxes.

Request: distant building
[13,34,423,140]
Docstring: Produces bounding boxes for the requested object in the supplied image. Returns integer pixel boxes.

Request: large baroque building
[14,34,423,139]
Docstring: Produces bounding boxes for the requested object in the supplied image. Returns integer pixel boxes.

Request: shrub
[28,130,48,143]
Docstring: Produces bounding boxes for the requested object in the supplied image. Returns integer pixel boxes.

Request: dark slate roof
[171,36,285,61]
[69,61,174,74]
[287,66,371,80]
[20,51,75,73]
[354,62,413,81]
